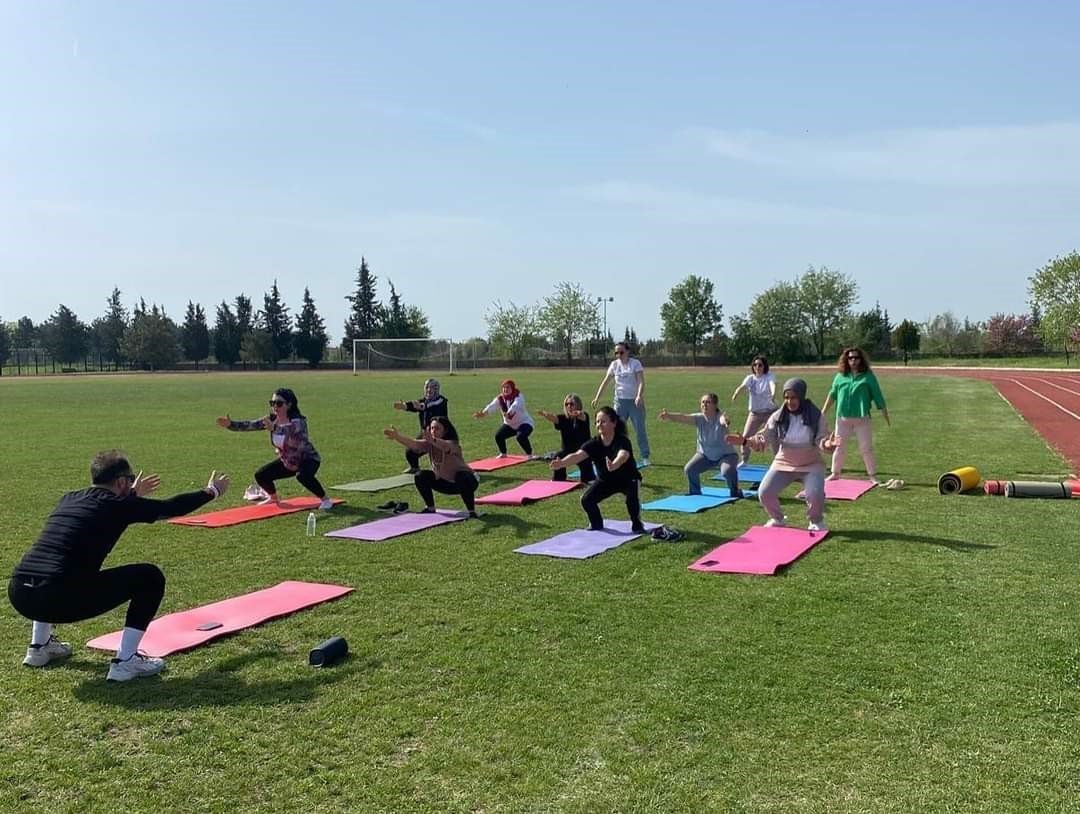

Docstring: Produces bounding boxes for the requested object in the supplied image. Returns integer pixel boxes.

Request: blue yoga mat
[714,464,768,484]
[702,486,758,499]
[568,460,649,480]
[642,493,735,513]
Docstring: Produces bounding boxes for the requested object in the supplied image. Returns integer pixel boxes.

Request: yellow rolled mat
[937,466,981,495]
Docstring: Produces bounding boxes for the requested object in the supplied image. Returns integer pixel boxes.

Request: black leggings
[255,458,325,498]
[414,470,478,512]
[581,479,643,531]
[553,450,595,483]
[495,423,533,455]
[8,563,166,631]
[405,436,428,470]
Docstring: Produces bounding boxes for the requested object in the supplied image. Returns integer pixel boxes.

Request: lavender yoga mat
[324,509,465,541]
[796,478,877,501]
[87,581,353,657]
[476,479,581,505]
[689,525,829,575]
[515,519,661,559]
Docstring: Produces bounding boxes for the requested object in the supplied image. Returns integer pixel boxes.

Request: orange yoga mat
[168,496,343,528]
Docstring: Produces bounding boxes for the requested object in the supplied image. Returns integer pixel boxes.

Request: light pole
[598,296,614,341]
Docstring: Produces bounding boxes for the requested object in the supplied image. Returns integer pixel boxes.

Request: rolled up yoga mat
[983,480,1005,496]
[938,466,981,495]
[1004,481,1070,499]
[309,636,349,667]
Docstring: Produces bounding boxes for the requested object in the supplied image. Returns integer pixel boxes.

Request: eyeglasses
[752,363,763,367]
[564,401,576,406]
[847,355,861,361]
[269,399,286,407]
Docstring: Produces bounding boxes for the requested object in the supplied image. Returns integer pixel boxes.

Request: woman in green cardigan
[821,347,890,483]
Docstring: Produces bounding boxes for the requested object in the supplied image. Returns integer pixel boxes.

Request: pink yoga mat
[168,497,343,528]
[86,580,353,657]
[469,454,532,472]
[324,509,465,541]
[688,525,828,575]
[476,479,581,505]
[796,479,877,501]
[515,520,661,559]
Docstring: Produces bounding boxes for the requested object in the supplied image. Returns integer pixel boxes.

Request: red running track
[889,368,1080,474]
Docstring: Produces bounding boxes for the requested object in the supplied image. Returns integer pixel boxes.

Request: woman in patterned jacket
[216,387,331,509]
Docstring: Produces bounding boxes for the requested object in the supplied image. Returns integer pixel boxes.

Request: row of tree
[482,253,1080,365]
[0,259,431,370]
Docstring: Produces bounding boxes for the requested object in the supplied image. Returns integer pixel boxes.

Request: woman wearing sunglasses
[216,387,331,509]
[537,393,595,483]
[821,347,890,484]
[730,355,778,465]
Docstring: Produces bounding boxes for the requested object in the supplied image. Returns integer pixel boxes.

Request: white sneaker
[641,457,651,467]
[318,497,334,510]
[495,452,509,459]
[808,521,828,533]
[256,494,279,506]
[107,653,166,682]
[23,635,72,667]
[764,517,787,528]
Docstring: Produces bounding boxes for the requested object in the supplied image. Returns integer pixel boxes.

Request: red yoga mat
[168,496,343,528]
[86,580,353,657]
[469,454,532,472]
[688,525,828,575]
[475,479,581,505]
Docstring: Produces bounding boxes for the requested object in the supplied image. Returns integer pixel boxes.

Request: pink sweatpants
[831,417,877,478]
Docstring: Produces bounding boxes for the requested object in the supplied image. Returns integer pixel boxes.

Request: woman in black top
[392,378,449,474]
[537,393,595,483]
[550,406,644,533]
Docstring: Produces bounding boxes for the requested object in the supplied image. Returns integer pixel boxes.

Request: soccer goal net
[351,338,456,374]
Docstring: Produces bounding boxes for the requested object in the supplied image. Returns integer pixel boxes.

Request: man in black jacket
[8,450,230,682]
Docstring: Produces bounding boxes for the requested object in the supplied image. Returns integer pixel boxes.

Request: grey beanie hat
[782,377,807,399]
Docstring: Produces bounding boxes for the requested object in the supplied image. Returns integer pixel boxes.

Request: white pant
[831,417,877,478]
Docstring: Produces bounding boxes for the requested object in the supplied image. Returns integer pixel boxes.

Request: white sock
[116,627,145,661]
[31,621,53,646]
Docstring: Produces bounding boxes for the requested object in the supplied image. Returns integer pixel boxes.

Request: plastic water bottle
[306,512,317,537]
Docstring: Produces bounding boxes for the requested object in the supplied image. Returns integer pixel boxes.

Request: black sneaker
[393,502,409,514]
[377,500,397,511]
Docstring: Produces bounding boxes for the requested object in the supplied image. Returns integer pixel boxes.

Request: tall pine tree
[213,301,241,367]
[180,301,211,364]
[260,280,292,366]
[294,288,329,367]
[343,257,383,344]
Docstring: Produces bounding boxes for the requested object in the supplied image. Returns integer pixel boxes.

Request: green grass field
[2,368,1079,813]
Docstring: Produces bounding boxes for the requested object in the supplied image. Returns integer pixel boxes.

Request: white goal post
[351,337,456,375]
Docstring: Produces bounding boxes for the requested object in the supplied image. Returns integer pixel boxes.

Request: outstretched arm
[657,409,697,426]
[536,409,559,424]
[217,415,269,431]
[127,471,231,523]
[550,449,588,470]
[383,426,426,451]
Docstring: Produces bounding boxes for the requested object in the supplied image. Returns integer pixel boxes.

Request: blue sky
[2,1,1078,343]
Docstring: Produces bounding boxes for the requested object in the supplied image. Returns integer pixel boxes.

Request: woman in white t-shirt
[591,342,650,465]
[730,355,777,465]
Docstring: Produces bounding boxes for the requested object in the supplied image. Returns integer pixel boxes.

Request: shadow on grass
[70,648,371,709]
[470,511,544,539]
[830,528,995,552]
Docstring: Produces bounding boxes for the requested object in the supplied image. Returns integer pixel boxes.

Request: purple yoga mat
[515,519,661,559]
[476,479,581,505]
[796,478,877,501]
[324,510,465,541]
[689,525,828,575]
